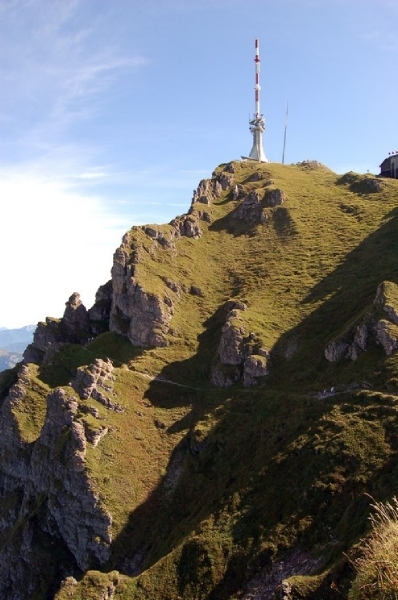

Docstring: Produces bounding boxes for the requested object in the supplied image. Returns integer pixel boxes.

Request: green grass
[2,160,398,599]
[349,497,398,599]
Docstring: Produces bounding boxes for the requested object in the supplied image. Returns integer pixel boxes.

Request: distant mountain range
[0,325,36,372]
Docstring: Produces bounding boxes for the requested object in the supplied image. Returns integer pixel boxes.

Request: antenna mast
[247,39,268,162]
[282,102,288,164]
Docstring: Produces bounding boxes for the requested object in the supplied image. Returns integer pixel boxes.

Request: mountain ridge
[1,160,398,599]
[0,324,35,372]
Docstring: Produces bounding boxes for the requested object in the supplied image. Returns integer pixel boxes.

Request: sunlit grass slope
[3,160,398,600]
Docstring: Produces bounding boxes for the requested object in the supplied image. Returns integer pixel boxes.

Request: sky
[1,0,397,328]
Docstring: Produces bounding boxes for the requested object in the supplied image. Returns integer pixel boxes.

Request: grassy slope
[3,161,398,599]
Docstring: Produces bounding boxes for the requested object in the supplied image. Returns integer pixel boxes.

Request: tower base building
[248,115,268,162]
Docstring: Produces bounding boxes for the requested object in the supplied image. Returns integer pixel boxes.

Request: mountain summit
[1,160,398,599]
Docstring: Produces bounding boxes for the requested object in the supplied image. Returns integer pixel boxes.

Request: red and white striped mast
[247,39,268,162]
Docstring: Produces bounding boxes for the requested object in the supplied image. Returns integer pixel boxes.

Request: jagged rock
[232,184,245,200]
[85,425,109,447]
[324,340,349,362]
[215,171,234,190]
[30,388,113,569]
[170,214,202,239]
[144,226,158,238]
[189,428,208,455]
[234,190,262,221]
[243,354,270,387]
[218,318,249,366]
[23,317,63,364]
[211,303,269,387]
[325,282,398,362]
[374,281,398,324]
[71,359,123,412]
[24,293,93,365]
[63,292,91,341]
[88,280,113,335]
[233,187,286,221]
[192,179,213,205]
[199,210,212,223]
[247,170,263,182]
[191,170,234,207]
[0,382,113,592]
[224,161,236,173]
[264,188,286,207]
[375,319,398,356]
[110,247,173,347]
[226,300,248,312]
[347,324,369,360]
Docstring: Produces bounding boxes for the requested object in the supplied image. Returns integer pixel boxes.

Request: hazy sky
[1,0,397,328]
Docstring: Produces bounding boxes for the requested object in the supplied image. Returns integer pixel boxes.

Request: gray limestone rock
[234,190,262,221]
[88,280,113,335]
[110,243,174,348]
[264,188,286,207]
[324,340,349,362]
[243,354,270,387]
[71,359,122,412]
[62,292,91,341]
[374,281,398,324]
[375,319,398,355]
[170,214,202,239]
[211,303,270,387]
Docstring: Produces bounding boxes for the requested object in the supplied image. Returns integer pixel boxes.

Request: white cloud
[0,0,148,134]
[0,172,127,328]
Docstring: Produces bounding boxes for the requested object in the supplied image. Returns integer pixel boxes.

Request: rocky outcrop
[88,280,113,335]
[170,214,202,239]
[211,302,270,387]
[24,292,93,365]
[234,190,263,222]
[0,364,114,598]
[110,243,174,347]
[337,171,385,193]
[29,387,113,569]
[71,358,122,412]
[375,319,398,356]
[243,353,270,387]
[325,281,398,362]
[264,188,286,207]
[234,187,286,223]
[374,281,398,324]
[191,165,235,208]
[62,292,91,339]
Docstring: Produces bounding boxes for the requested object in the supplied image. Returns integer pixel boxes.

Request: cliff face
[0,361,115,598]
[1,161,398,599]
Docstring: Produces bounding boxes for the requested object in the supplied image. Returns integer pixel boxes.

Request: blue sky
[1,0,397,328]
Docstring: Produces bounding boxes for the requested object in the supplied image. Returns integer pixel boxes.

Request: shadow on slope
[106,378,398,599]
[271,206,398,389]
[209,203,298,240]
[99,207,398,598]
